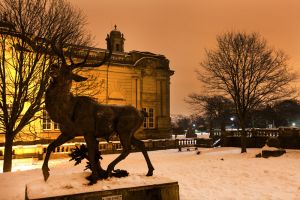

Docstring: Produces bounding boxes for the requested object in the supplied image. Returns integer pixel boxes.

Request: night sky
[72,0,300,115]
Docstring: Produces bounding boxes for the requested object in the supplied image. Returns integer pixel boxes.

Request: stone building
[0,25,174,154]
[82,26,174,139]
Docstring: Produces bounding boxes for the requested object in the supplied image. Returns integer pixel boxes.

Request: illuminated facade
[72,26,174,139]
[0,26,174,157]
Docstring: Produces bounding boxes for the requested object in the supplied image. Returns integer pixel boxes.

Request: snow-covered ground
[0,147,300,200]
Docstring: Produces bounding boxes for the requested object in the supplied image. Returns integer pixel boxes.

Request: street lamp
[230,117,234,129]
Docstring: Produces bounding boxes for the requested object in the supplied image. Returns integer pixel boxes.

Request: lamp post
[230,117,235,129]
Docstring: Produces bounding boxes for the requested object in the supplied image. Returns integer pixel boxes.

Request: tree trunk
[240,119,247,153]
[221,121,226,147]
[3,134,14,172]
[241,130,247,153]
[209,120,214,138]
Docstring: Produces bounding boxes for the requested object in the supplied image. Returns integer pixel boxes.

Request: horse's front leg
[42,133,74,181]
[84,135,100,185]
[94,139,107,179]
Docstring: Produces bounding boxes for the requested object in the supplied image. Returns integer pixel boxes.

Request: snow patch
[0,148,300,200]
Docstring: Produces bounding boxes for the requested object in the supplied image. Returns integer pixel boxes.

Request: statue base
[25,173,179,200]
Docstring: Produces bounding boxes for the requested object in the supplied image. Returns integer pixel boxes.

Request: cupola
[106,25,125,52]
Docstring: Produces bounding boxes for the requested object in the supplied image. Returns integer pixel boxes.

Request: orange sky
[72,0,300,115]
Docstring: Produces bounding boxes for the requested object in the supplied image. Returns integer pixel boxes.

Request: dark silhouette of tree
[273,99,300,127]
[0,0,94,172]
[247,99,300,128]
[249,105,276,128]
[186,95,234,135]
[190,114,206,131]
[171,115,191,136]
[198,32,294,153]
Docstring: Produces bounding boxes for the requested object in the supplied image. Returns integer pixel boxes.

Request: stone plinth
[262,149,286,158]
[260,145,286,158]
[25,173,179,200]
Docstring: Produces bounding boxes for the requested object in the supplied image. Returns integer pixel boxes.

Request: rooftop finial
[114,24,117,30]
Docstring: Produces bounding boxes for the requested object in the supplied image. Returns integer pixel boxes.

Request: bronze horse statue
[42,55,154,184]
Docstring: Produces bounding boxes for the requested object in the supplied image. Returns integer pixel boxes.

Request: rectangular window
[53,122,60,130]
[142,108,147,128]
[148,108,154,128]
[142,108,155,129]
[42,110,51,130]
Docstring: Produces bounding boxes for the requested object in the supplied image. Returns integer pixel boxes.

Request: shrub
[266,137,281,148]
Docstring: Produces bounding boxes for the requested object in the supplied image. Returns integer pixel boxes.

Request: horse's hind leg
[131,136,154,176]
[106,147,130,176]
[106,131,131,176]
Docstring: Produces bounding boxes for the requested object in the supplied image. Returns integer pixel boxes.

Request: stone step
[25,174,179,200]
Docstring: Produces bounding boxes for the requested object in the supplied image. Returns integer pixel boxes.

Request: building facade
[0,26,174,152]
[83,26,174,139]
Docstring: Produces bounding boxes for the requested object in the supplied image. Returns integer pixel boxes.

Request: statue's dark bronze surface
[42,64,154,184]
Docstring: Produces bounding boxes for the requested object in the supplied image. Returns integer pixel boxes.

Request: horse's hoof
[88,180,97,185]
[111,169,129,178]
[98,171,109,179]
[146,169,154,176]
[86,174,98,185]
[42,168,50,181]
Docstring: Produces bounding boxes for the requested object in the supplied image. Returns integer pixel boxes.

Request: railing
[99,138,212,152]
[0,138,213,160]
[4,128,300,160]
[212,128,300,138]
[177,138,197,147]
[211,128,300,149]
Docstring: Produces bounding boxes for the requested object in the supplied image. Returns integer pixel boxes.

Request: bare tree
[72,72,106,98]
[186,95,233,135]
[199,32,294,153]
[171,115,191,136]
[273,99,300,127]
[0,0,94,172]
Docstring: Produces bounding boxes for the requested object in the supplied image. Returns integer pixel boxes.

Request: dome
[110,30,121,37]
[106,25,125,52]
[109,25,122,37]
